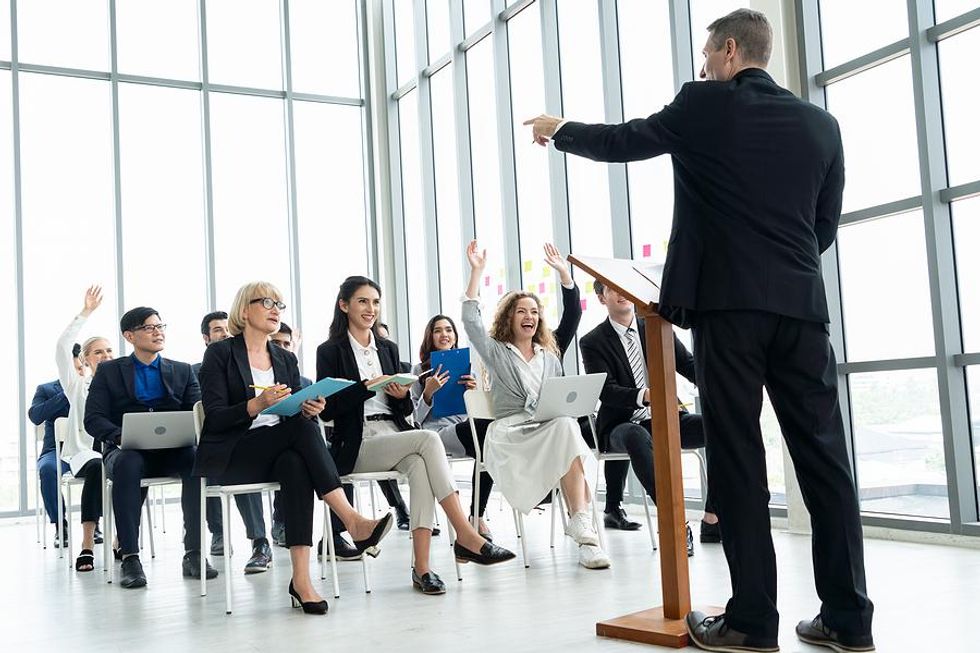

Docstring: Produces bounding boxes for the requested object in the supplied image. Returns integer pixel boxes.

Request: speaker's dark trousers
[693,310,873,640]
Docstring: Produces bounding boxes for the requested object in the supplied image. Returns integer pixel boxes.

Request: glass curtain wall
[0,0,371,516]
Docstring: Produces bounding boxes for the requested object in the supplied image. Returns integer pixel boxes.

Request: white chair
[316,419,460,596]
[54,418,89,564]
[33,423,46,548]
[463,390,570,569]
[192,401,280,614]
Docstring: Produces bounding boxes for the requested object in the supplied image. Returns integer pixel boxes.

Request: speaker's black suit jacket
[552,68,843,328]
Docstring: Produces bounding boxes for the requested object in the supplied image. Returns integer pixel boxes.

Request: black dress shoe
[288,580,328,614]
[453,540,516,565]
[411,568,446,595]
[352,513,393,557]
[271,521,287,548]
[318,535,363,561]
[700,519,721,543]
[93,527,104,545]
[604,508,642,531]
[686,523,695,557]
[686,611,779,652]
[119,556,147,589]
[796,616,875,652]
[244,539,272,574]
[395,505,410,531]
[182,551,218,579]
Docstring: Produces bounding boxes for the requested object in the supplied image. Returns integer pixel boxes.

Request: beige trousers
[353,422,456,530]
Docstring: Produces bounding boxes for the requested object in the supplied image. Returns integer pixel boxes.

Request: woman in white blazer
[56,285,114,571]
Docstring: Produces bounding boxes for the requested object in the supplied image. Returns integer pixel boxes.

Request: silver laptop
[513,373,607,426]
[120,411,197,450]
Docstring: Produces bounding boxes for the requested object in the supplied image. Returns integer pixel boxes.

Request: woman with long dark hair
[316,275,515,595]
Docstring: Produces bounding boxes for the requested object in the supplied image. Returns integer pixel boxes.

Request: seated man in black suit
[579,279,720,557]
[85,306,217,588]
[194,310,271,573]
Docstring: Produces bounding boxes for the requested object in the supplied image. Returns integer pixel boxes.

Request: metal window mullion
[907,0,977,529]
[358,0,380,281]
[198,0,217,310]
[382,0,410,343]
[450,0,476,273]
[926,6,980,42]
[814,39,911,87]
[796,0,856,470]
[109,0,126,357]
[941,179,980,203]
[492,0,521,289]
[414,0,441,333]
[280,0,304,360]
[598,0,632,260]
[11,0,28,514]
[668,0,694,91]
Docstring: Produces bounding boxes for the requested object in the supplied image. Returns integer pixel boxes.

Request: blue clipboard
[430,347,471,419]
[260,377,356,417]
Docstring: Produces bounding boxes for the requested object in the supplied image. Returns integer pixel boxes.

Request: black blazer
[192,336,306,478]
[553,69,844,328]
[579,318,695,451]
[315,335,414,476]
[84,354,200,449]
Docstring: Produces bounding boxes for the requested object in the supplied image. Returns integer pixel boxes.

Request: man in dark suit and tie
[525,9,873,653]
[85,306,217,589]
[579,279,720,558]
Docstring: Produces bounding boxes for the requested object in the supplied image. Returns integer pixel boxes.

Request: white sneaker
[565,512,600,546]
[578,544,611,569]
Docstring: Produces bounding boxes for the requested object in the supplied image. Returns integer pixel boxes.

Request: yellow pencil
[250,384,282,391]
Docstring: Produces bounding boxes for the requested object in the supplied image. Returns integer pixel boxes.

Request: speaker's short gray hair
[707,8,773,65]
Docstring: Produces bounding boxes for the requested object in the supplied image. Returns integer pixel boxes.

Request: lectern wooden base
[596,606,725,648]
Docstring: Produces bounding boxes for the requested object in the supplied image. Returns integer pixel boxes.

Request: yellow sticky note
[523,260,533,272]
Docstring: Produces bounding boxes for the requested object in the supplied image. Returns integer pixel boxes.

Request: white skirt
[484,414,593,514]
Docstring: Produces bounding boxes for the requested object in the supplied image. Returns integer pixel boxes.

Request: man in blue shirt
[85,307,216,589]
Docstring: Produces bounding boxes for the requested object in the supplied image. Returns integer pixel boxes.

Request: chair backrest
[192,401,205,444]
[463,390,495,421]
[33,423,45,442]
[54,417,70,444]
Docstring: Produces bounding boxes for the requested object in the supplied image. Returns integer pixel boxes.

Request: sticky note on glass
[538,282,546,294]
[586,281,593,293]
[580,299,588,311]
[497,284,504,295]
[642,244,652,258]
[484,275,490,287]
[523,260,532,272]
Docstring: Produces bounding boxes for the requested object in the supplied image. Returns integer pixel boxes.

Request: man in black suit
[579,279,720,558]
[85,307,217,589]
[525,9,873,653]
[193,310,271,572]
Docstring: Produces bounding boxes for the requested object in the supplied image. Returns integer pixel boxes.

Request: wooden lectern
[569,254,720,648]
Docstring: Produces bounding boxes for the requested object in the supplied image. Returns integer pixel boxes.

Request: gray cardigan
[461,297,564,419]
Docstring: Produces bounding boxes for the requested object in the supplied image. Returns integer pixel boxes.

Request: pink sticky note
[538,282,546,294]
[580,299,588,311]
[497,284,504,295]
[484,275,490,286]
[642,244,652,258]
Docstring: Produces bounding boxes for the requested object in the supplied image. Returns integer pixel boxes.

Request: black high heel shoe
[288,580,328,615]
[352,513,394,558]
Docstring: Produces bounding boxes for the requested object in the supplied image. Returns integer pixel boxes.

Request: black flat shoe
[453,540,516,565]
[288,580,328,614]
[604,508,642,531]
[119,556,147,589]
[352,513,393,558]
[93,528,104,545]
[796,615,875,652]
[182,551,218,580]
[411,568,446,595]
[395,505,410,531]
[318,535,363,561]
[700,519,721,543]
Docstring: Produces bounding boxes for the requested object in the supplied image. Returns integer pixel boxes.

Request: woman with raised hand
[194,281,393,615]
[316,275,515,596]
[461,241,610,570]
[56,285,113,572]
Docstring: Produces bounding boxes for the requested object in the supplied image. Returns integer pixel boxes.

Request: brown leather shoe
[685,611,779,652]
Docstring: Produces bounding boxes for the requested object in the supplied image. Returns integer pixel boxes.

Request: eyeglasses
[132,323,167,333]
[250,297,286,311]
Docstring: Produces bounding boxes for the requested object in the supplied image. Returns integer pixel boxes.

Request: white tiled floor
[9,501,980,653]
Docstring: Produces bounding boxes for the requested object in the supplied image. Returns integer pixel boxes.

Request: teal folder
[260,377,356,417]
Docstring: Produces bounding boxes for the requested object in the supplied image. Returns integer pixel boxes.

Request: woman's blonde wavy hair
[489,291,559,357]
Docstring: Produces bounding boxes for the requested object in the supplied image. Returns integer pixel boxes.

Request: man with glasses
[85,307,217,589]
[193,310,273,574]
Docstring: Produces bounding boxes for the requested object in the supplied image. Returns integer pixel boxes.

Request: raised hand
[82,285,104,316]
[543,242,573,286]
[466,240,487,271]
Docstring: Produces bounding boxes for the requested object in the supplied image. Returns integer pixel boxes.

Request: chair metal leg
[354,486,371,593]
[57,475,65,560]
[550,488,557,548]
[516,511,529,568]
[593,463,606,551]
[144,498,156,559]
[36,471,42,545]
[105,481,114,584]
[446,507,462,581]
[66,482,75,566]
[323,506,340,598]
[641,491,657,551]
[200,481,208,598]
[266,490,274,525]
[160,486,167,533]
[512,508,521,538]
[223,494,233,614]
